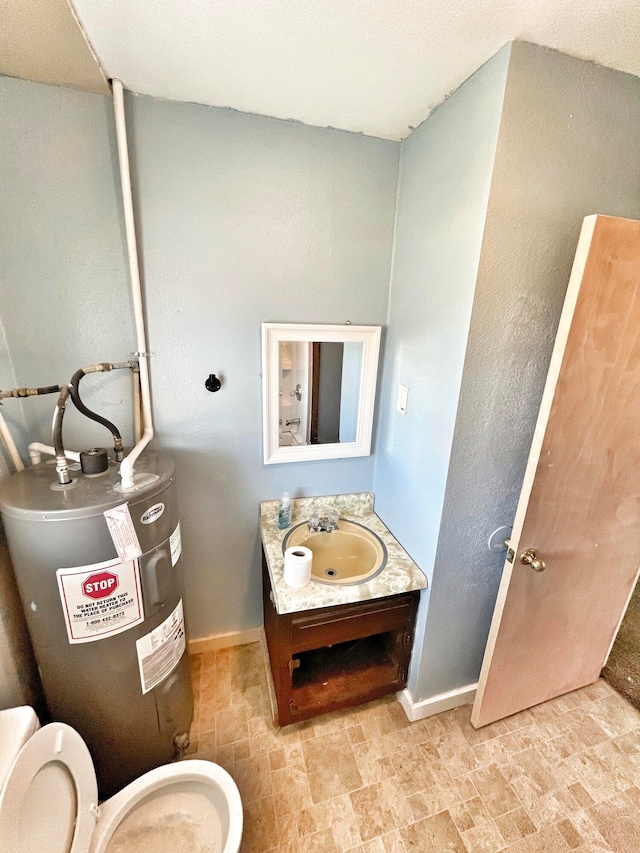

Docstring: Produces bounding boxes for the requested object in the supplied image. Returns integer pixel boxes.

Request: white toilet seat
[0,721,243,853]
[0,706,39,786]
[0,722,97,853]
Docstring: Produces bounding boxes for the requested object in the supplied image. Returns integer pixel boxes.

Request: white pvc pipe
[28,442,81,465]
[132,366,143,443]
[0,412,24,472]
[112,79,154,489]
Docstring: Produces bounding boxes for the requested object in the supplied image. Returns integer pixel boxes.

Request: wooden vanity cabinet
[262,552,419,726]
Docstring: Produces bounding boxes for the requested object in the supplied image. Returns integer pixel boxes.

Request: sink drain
[324,568,337,577]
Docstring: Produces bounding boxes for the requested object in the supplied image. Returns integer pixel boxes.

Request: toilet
[0,706,243,853]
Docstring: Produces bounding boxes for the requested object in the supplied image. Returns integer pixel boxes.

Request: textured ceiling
[63,1,640,138]
[0,0,109,93]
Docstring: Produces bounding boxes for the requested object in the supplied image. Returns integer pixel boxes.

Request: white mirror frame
[262,323,381,465]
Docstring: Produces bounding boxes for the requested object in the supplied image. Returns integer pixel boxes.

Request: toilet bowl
[0,707,242,853]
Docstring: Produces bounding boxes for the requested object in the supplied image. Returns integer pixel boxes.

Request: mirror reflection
[262,322,381,464]
[278,341,363,447]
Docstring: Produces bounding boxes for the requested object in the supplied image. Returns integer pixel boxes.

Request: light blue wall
[374,40,640,706]
[0,78,136,459]
[126,94,399,635]
[372,47,511,700]
[420,42,640,698]
[0,314,41,710]
[0,75,399,639]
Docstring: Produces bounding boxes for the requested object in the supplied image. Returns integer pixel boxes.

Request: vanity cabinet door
[290,594,416,653]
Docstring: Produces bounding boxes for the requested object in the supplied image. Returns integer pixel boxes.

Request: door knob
[520,548,546,572]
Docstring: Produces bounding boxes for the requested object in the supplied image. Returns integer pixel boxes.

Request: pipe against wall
[111,79,154,490]
[132,364,142,443]
[0,413,24,472]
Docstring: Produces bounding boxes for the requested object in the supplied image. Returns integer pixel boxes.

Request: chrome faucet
[308,512,340,533]
[285,417,300,426]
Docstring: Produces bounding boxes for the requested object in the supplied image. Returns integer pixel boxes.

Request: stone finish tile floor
[187,643,640,853]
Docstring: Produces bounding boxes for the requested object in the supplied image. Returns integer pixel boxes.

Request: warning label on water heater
[103,503,143,562]
[136,600,186,694]
[169,521,182,567]
[56,557,144,644]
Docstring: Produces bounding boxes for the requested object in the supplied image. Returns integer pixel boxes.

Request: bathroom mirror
[262,323,381,464]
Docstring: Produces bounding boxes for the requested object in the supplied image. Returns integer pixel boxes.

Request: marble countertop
[259,492,428,615]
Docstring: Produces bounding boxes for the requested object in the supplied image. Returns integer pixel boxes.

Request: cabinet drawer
[290,593,416,652]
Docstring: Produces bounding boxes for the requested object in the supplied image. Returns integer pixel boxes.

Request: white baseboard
[397,682,478,722]
[188,627,263,655]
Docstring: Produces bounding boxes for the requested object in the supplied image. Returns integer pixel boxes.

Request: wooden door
[472,215,640,728]
[310,342,321,444]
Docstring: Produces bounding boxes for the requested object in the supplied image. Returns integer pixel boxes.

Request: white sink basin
[283,519,387,585]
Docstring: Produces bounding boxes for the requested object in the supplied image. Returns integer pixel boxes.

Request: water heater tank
[0,451,193,798]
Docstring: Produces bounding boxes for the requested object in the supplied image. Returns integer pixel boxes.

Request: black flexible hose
[69,368,124,460]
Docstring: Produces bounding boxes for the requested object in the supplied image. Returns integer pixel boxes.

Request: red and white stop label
[57,558,143,644]
[82,571,119,599]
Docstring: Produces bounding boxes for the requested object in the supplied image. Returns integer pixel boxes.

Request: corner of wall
[372,45,511,704]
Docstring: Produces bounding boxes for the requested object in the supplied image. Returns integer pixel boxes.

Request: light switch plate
[397,384,408,415]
